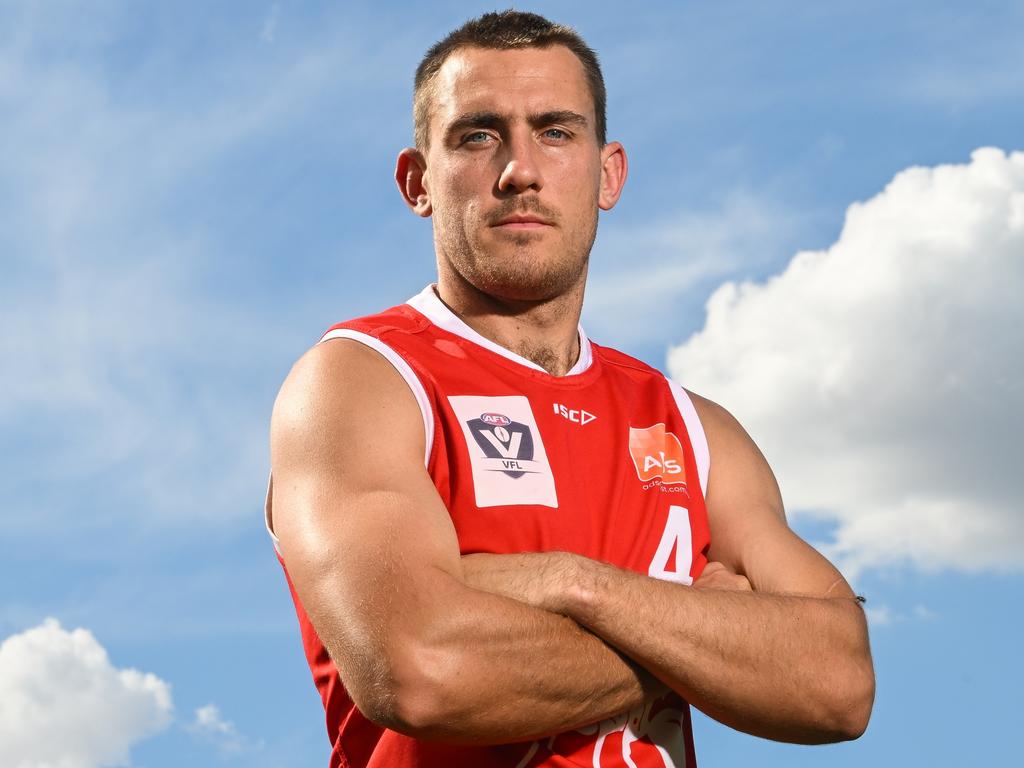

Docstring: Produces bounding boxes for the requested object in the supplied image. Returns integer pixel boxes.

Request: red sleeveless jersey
[269,286,712,768]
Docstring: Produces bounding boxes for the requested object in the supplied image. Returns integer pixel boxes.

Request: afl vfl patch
[448,395,558,508]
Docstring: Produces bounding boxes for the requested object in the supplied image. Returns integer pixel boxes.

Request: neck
[435,271,586,377]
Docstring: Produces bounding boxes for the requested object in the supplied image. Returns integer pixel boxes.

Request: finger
[733,575,753,591]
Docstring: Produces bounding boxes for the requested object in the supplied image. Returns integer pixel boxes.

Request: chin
[439,230,589,303]
[470,263,585,304]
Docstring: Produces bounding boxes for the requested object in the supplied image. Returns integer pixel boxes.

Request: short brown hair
[413,10,607,150]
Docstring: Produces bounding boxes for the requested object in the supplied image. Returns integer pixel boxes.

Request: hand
[694,561,752,592]
[462,552,672,706]
[460,551,578,613]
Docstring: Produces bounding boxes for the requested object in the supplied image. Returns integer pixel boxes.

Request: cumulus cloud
[190,703,247,753]
[0,619,173,768]
[669,148,1024,576]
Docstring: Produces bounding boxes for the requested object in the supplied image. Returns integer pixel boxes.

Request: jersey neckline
[406,285,594,377]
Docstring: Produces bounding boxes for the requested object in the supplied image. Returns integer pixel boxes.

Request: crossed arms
[269,339,875,745]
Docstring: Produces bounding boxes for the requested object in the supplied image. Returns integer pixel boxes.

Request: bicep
[270,339,463,693]
[692,392,854,599]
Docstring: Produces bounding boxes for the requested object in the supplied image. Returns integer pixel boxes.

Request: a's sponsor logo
[448,395,558,508]
[552,402,597,425]
[629,424,687,486]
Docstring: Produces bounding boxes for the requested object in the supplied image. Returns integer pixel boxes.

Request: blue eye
[465,131,492,143]
[544,128,568,140]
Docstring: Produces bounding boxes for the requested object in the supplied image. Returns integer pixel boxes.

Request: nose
[497,133,544,194]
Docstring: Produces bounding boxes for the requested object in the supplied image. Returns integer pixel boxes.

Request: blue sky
[1,1,1022,766]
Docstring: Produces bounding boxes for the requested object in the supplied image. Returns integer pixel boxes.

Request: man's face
[417,45,617,303]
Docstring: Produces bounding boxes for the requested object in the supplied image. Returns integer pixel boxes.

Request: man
[267,10,874,767]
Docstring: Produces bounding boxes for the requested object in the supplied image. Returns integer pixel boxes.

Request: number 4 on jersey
[648,505,693,585]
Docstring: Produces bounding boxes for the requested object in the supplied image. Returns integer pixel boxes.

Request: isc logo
[552,402,597,425]
[628,424,687,485]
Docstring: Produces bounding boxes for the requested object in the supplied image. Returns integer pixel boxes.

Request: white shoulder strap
[665,377,711,498]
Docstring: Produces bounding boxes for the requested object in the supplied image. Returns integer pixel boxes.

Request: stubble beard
[435,205,598,305]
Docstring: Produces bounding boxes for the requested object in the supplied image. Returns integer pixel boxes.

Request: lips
[490,213,554,229]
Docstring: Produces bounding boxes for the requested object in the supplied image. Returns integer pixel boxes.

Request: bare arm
[270,339,658,745]
[462,394,875,744]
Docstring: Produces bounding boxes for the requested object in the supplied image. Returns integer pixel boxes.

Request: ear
[395,147,432,217]
[597,141,628,211]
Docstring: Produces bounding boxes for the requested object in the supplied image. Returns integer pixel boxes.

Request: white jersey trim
[406,284,593,376]
[264,328,436,553]
[666,378,711,498]
[318,328,435,467]
[264,474,280,552]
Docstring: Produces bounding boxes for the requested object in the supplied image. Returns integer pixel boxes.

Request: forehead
[431,45,592,126]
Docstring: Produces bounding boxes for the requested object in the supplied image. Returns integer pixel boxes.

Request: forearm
[563,559,874,743]
[366,567,655,744]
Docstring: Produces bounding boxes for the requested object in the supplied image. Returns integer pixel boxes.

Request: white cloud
[196,703,234,733]
[0,619,172,768]
[912,604,937,621]
[190,703,247,754]
[669,147,1024,576]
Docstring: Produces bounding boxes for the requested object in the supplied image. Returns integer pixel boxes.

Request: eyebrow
[534,110,589,129]
[445,111,504,138]
[444,109,590,141]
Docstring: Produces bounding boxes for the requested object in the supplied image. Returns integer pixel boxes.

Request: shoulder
[686,390,743,438]
[271,335,427,470]
[591,341,663,377]
[324,302,432,341]
[273,296,433,436]
[277,335,397,400]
